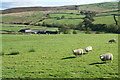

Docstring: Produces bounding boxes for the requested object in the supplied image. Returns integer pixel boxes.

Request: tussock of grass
[28,49,35,52]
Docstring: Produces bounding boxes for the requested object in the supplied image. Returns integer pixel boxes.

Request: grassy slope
[93,10,118,24]
[78,2,118,11]
[93,16,115,24]
[1,2,119,26]
[1,10,118,26]
[2,34,118,78]
[1,12,44,24]
[42,14,84,25]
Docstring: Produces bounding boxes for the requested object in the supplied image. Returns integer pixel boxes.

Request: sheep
[108,39,116,43]
[85,46,92,53]
[100,53,113,63]
[72,49,84,56]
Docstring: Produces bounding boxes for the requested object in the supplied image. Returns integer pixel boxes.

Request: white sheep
[108,39,116,43]
[85,46,92,52]
[100,53,113,63]
[72,49,84,56]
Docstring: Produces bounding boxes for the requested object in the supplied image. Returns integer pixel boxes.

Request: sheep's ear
[100,55,102,58]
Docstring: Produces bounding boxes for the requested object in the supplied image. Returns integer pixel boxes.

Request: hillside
[78,2,118,11]
[1,2,118,14]
[1,5,78,14]
[1,1,119,34]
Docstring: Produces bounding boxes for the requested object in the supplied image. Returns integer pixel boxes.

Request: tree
[56,17,61,20]
[61,15,65,19]
[80,10,96,16]
[78,11,95,31]
[73,30,77,34]
[42,22,47,26]
[117,25,120,33]
[58,26,70,34]
[46,14,50,18]
[112,14,120,25]
[85,27,92,34]
[106,24,118,33]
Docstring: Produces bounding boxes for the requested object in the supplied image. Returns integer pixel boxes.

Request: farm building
[18,29,59,34]
[18,28,31,33]
[19,29,45,34]
[45,30,59,34]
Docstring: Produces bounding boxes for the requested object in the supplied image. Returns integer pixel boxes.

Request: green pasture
[99,10,119,15]
[2,34,118,78]
[49,13,85,18]
[57,10,79,14]
[40,18,83,26]
[78,2,118,11]
[93,16,116,24]
[39,13,84,25]
[1,12,44,24]
[1,16,17,23]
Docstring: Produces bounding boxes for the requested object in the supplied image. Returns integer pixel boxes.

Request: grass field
[2,34,118,78]
[93,16,116,24]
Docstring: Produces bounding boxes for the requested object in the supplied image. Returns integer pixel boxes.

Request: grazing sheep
[85,46,92,52]
[72,49,84,56]
[100,53,113,63]
[108,39,116,43]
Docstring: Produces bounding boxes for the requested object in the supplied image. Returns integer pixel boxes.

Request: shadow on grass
[7,51,19,55]
[61,56,76,60]
[89,62,106,65]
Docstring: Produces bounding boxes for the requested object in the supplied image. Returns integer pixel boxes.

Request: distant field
[2,34,118,78]
[78,2,118,11]
[1,2,118,27]
[1,9,118,26]
[39,13,84,26]
[93,16,115,24]
[39,18,83,26]
[1,12,44,24]
[49,13,85,18]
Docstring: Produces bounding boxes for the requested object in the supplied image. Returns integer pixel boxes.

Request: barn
[19,29,59,34]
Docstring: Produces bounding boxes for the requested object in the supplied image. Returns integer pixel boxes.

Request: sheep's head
[72,50,74,52]
[100,55,104,59]
[85,49,88,52]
